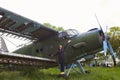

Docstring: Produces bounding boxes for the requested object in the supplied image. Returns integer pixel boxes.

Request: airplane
[0,7,117,75]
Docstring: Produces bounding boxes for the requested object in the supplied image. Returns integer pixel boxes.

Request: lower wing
[0,52,57,68]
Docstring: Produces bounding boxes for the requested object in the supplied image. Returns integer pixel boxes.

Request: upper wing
[0,7,58,40]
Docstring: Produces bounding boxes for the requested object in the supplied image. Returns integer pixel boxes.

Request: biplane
[0,7,116,75]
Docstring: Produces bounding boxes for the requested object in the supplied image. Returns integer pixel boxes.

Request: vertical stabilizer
[0,37,9,52]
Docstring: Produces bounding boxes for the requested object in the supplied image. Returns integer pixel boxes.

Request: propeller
[95,15,116,66]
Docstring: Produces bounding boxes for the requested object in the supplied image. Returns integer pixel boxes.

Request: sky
[0,0,120,52]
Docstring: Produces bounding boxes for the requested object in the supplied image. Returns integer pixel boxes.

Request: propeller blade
[95,15,104,35]
[107,41,116,66]
[103,40,107,56]
[95,16,116,66]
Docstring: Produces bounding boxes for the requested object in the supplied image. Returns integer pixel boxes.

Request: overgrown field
[0,67,120,80]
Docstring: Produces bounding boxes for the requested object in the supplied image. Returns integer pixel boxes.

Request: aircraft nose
[99,30,110,41]
[99,30,105,41]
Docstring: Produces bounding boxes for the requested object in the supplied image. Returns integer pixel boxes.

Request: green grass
[0,67,120,80]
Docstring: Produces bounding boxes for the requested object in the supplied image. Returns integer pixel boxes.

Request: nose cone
[98,30,110,41]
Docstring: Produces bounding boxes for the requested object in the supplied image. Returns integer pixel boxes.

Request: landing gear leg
[66,63,75,77]
[65,60,86,77]
[76,60,86,74]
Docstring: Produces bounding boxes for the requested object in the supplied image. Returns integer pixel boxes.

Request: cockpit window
[58,32,68,39]
[59,29,79,39]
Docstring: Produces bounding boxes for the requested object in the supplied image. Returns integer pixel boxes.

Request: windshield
[66,29,79,38]
[59,29,79,39]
